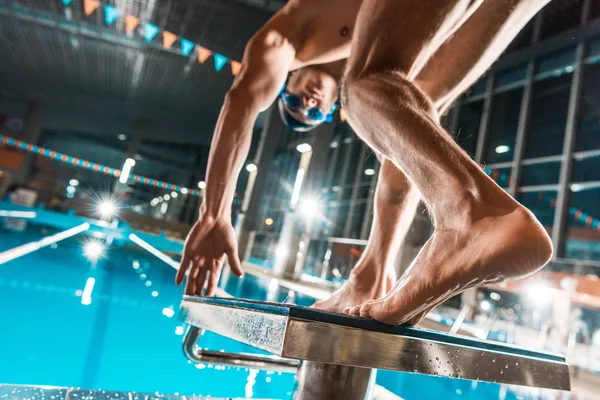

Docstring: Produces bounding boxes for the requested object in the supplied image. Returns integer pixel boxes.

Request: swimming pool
[0,220,576,399]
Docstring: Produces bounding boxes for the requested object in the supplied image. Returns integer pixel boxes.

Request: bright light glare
[296,143,312,153]
[171,191,178,198]
[198,181,206,189]
[97,198,117,219]
[245,163,258,173]
[66,185,76,194]
[298,198,320,219]
[364,168,376,176]
[290,169,305,206]
[525,282,551,308]
[84,240,105,261]
[265,217,274,226]
[162,307,175,318]
[275,245,288,260]
[495,145,510,154]
[490,292,501,301]
[150,199,158,206]
[69,179,79,186]
[175,326,184,336]
[164,194,171,201]
[81,277,96,306]
[151,291,159,297]
[119,158,136,184]
[118,134,127,141]
[181,188,189,194]
[160,202,168,214]
[480,300,491,311]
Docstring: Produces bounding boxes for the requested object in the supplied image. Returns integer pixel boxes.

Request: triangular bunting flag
[62,0,72,6]
[340,108,347,122]
[197,46,211,63]
[104,4,119,25]
[213,53,227,72]
[230,61,242,76]
[162,31,177,49]
[143,23,159,42]
[181,38,195,57]
[125,15,139,33]
[83,0,100,16]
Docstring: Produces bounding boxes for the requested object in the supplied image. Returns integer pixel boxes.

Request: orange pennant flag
[340,108,347,122]
[230,61,242,76]
[197,46,212,64]
[125,14,140,33]
[163,31,177,49]
[83,0,100,15]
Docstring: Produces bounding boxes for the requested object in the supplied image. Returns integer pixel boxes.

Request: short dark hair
[277,98,320,132]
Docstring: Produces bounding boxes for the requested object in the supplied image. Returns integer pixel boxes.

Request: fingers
[184,258,205,296]
[184,262,198,295]
[205,259,223,297]
[195,269,207,296]
[176,253,191,285]
[226,245,244,277]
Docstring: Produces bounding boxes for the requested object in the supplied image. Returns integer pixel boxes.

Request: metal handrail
[182,326,300,373]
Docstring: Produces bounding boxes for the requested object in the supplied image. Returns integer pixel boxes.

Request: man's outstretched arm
[176,18,297,295]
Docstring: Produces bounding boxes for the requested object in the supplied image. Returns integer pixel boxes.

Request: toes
[358,302,373,318]
[349,305,362,316]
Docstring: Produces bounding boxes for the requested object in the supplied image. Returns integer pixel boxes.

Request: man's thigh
[347,0,472,79]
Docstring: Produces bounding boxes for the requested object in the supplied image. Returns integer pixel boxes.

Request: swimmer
[177,0,554,326]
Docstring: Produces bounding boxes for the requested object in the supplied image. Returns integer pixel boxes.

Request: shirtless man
[176,0,554,326]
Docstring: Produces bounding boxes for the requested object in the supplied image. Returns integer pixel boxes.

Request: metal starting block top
[180,296,570,391]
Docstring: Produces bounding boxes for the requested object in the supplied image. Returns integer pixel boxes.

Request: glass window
[536,47,576,77]
[517,191,557,235]
[577,63,600,151]
[565,187,600,261]
[349,202,367,239]
[486,167,512,189]
[524,74,572,158]
[360,151,378,183]
[591,0,600,20]
[588,38,600,65]
[572,155,600,182]
[539,0,583,41]
[331,142,349,187]
[485,88,524,164]
[456,100,483,157]
[495,64,527,88]
[504,19,534,54]
[344,139,362,185]
[520,162,561,186]
[333,204,349,237]
[358,185,375,201]
[468,79,487,97]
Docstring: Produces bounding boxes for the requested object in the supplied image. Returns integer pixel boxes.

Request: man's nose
[303,95,318,108]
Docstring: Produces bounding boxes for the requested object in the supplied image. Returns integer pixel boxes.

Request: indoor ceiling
[0,0,282,144]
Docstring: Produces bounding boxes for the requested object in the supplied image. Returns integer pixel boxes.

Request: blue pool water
[0,221,572,399]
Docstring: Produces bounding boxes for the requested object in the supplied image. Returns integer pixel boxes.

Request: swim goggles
[279,86,337,123]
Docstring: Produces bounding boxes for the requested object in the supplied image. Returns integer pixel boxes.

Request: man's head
[278,66,339,132]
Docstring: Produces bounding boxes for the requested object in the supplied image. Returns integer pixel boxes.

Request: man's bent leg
[317,0,552,316]
[314,159,420,312]
[342,0,552,325]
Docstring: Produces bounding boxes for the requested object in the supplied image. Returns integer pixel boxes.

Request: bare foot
[345,204,553,325]
[313,264,396,313]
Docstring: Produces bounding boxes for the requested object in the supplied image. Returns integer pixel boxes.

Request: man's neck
[314,59,347,82]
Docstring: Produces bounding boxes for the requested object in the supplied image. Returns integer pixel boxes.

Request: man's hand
[176,212,244,296]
